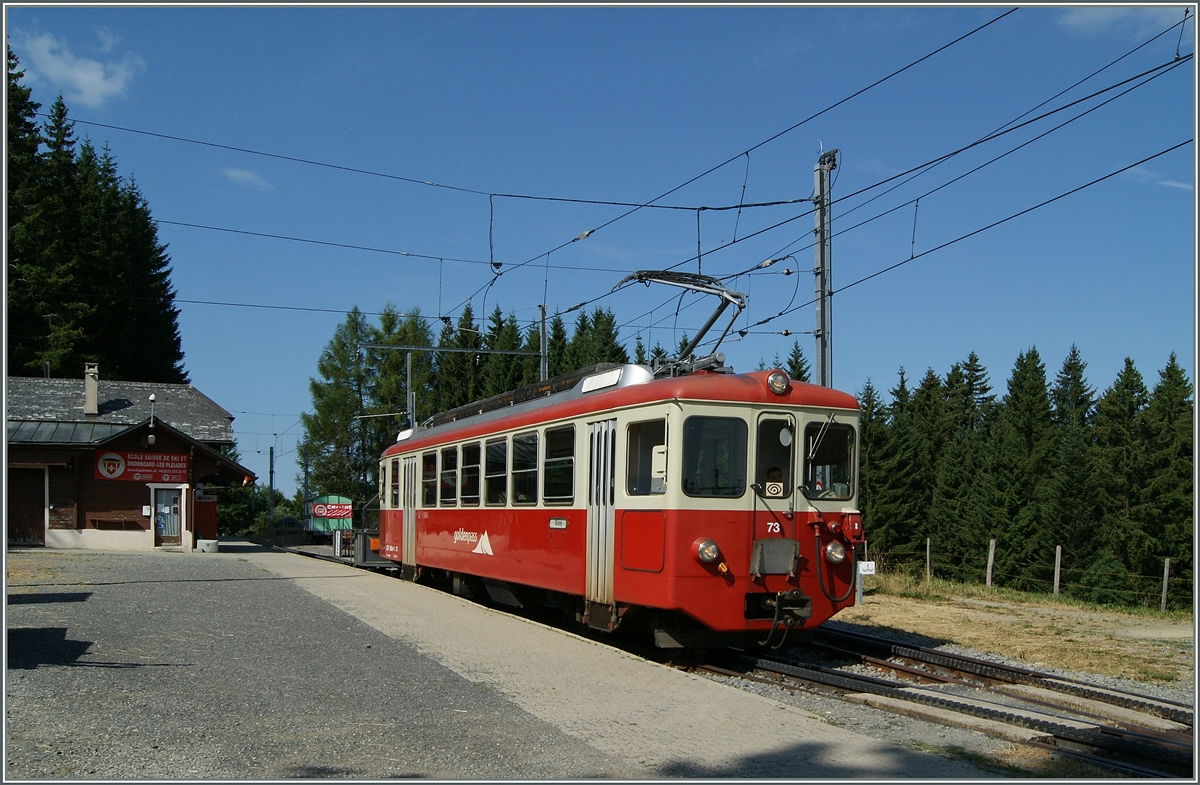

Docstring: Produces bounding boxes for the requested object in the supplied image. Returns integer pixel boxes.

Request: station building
[5,363,256,550]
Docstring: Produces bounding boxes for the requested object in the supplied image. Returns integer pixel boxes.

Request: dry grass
[837,572,1194,685]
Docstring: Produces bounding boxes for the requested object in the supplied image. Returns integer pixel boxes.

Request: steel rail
[816,627,1193,726]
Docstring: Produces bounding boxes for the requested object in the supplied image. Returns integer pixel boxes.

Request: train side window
[440,446,458,506]
[485,438,508,506]
[421,452,437,507]
[390,458,400,508]
[461,442,481,507]
[627,419,667,495]
[681,416,747,498]
[801,421,855,501]
[755,418,793,498]
[543,425,574,505]
[512,432,538,506]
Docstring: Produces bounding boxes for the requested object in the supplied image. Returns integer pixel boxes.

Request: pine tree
[479,306,521,397]
[546,313,569,377]
[1090,358,1152,597]
[1046,345,1097,595]
[1142,353,1193,608]
[6,75,187,382]
[786,340,812,383]
[1050,344,1094,428]
[298,308,375,506]
[6,46,40,214]
[633,334,647,365]
[856,379,888,541]
[992,348,1054,590]
[435,304,481,412]
[869,369,917,559]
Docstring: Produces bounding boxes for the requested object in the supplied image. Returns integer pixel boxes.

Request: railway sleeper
[731,652,1193,774]
[817,628,1194,726]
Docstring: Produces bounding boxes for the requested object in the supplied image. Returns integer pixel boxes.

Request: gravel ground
[5,544,638,779]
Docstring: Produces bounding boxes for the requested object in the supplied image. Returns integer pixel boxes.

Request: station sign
[95,451,189,483]
[858,560,877,576]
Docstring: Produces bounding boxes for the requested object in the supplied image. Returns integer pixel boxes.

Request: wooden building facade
[6,364,256,550]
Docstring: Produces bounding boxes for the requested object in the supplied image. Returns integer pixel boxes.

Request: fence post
[1053,545,1061,598]
[986,539,995,588]
[925,538,931,583]
[1161,557,1171,612]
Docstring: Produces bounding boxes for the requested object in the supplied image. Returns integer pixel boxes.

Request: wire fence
[862,539,1192,612]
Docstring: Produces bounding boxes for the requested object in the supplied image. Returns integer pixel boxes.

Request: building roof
[5,376,236,446]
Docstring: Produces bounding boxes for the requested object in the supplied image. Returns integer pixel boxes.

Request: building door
[7,467,46,546]
[585,419,617,624]
[154,488,182,546]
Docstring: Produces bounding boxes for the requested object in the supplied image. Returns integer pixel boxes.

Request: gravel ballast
[5,543,1000,779]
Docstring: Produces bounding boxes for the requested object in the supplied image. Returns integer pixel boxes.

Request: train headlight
[824,540,846,564]
[766,370,790,395]
[694,539,721,563]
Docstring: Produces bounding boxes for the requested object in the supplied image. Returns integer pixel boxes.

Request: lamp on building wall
[146,393,157,446]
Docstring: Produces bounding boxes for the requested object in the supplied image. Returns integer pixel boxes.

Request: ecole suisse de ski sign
[94,451,189,483]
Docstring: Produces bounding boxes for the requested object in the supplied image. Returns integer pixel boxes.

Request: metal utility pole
[813,149,837,387]
[538,304,548,382]
[268,445,275,525]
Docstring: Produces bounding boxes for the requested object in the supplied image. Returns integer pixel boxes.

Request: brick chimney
[84,363,99,416]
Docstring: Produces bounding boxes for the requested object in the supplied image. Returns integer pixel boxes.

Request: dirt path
[835,592,1194,686]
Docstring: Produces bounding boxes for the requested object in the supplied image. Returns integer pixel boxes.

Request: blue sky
[6,5,1195,498]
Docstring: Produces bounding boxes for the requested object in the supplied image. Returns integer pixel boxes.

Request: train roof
[384,364,859,457]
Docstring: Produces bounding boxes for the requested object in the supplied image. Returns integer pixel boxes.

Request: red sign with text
[94,451,189,483]
[312,503,352,519]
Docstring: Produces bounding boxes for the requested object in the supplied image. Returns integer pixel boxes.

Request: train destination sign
[94,451,189,483]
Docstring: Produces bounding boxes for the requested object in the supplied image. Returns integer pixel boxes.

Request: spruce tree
[869,369,917,559]
[1142,353,1193,608]
[479,306,521,397]
[546,313,569,377]
[435,304,481,412]
[856,379,888,542]
[633,335,647,365]
[1046,345,1097,595]
[298,308,375,506]
[786,340,812,383]
[1090,358,1152,599]
[993,348,1054,590]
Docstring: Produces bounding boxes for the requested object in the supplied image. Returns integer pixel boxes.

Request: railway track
[684,631,1193,778]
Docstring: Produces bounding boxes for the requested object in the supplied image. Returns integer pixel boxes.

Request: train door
[750,415,799,577]
[585,419,617,629]
[402,455,418,567]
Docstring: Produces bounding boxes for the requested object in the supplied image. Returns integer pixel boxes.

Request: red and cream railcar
[377,363,863,648]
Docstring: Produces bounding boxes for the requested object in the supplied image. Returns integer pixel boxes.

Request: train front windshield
[801,421,855,501]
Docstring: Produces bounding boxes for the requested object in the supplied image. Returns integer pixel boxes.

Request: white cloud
[222,168,273,190]
[14,30,144,108]
[1057,7,1185,39]
[1123,166,1193,191]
